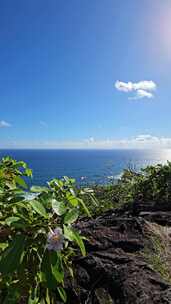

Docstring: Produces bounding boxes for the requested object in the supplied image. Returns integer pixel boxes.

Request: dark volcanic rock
[132,200,171,215]
[140,211,171,226]
[66,206,171,303]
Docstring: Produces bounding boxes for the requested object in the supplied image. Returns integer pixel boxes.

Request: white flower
[46,227,64,251]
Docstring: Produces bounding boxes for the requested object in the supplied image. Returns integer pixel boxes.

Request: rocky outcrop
[132,200,171,226]
[66,202,171,303]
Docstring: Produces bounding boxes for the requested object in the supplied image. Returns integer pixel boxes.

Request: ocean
[0,149,170,186]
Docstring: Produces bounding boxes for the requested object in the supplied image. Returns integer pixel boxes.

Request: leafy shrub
[0,157,93,304]
[91,161,171,213]
[85,184,118,215]
[118,161,171,204]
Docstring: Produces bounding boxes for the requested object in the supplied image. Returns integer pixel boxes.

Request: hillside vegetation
[0,157,171,303]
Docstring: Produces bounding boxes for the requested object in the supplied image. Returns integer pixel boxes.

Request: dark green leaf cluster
[119,161,171,203]
[0,157,93,304]
[89,161,171,214]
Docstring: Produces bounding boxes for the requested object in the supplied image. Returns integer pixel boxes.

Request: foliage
[1,156,171,302]
[117,161,171,203]
[85,184,117,215]
[91,161,171,214]
[0,157,94,304]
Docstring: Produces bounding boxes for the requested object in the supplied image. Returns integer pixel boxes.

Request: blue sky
[1,0,171,149]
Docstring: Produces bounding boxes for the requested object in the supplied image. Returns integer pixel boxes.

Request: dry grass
[143,221,171,282]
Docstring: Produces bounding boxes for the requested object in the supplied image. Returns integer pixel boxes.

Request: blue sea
[0,149,170,186]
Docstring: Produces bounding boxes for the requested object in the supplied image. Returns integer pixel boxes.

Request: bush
[117,161,171,204]
[0,157,94,303]
[92,161,171,212]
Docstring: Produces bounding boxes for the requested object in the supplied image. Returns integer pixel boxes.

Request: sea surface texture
[0,149,170,186]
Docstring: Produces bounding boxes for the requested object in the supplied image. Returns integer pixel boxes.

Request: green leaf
[78,198,91,217]
[63,176,70,183]
[63,225,74,242]
[52,199,66,216]
[49,179,63,189]
[63,176,75,185]
[17,160,27,168]
[15,176,28,189]
[51,179,63,188]
[31,186,49,193]
[64,209,79,224]
[41,250,57,290]
[5,216,26,228]
[0,234,26,274]
[63,225,86,256]
[68,266,74,278]
[89,193,98,207]
[57,287,67,303]
[25,168,32,177]
[72,229,86,256]
[66,192,78,207]
[28,295,39,304]
[50,252,64,283]
[29,200,48,218]
[14,201,30,211]
[5,216,21,226]
[0,242,8,250]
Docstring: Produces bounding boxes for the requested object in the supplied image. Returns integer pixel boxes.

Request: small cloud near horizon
[85,137,95,144]
[1,134,171,149]
[115,80,157,100]
[0,120,11,128]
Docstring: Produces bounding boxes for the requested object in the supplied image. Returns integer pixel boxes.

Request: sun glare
[159,149,171,162]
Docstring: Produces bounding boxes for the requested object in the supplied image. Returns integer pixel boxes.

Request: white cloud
[2,134,171,149]
[115,80,157,100]
[115,80,156,92]
[85,137,95,144]
[129,89,154,100]
[0,120,11,128]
